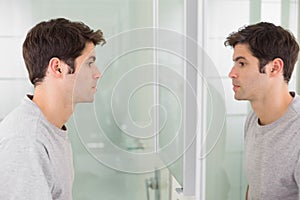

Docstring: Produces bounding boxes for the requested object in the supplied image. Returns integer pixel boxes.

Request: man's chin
[234,95,247,101]
[73,97,95,104]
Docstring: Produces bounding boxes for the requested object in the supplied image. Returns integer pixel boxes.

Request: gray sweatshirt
[245,93,300,200]
[0,95,74,200]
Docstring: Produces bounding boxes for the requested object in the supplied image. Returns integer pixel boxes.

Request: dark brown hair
[224,22,299,83]
[23,18,106,85]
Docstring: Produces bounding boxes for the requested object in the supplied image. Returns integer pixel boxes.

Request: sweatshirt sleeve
[0,136,53,200]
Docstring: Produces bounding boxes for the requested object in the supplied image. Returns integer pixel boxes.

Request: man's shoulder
[244,109,256,127]
[0,100,48,141]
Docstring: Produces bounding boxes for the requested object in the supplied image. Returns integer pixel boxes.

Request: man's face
[70,42,101,103]
[228,43,269,101]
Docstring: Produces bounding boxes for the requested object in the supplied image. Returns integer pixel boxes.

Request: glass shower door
[66,0,183,199]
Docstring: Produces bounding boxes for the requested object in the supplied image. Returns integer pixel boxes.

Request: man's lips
[232,84,240,92]
[92,86,97,92]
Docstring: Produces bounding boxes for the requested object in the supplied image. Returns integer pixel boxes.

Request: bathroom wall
[0,1,33,121]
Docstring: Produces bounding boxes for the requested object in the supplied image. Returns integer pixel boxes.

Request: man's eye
[239,62,245,67]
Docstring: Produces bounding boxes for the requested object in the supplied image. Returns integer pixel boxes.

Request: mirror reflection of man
[225,22,300,200]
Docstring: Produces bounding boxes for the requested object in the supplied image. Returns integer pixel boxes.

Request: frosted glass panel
[204,0,249,199]
[158,53,184,185]
[205,38,233,77]
[226,116,246,152]
[93,48,155,152]
[222,78,249,115]
[158,0,184,33]
[158,0,184,187]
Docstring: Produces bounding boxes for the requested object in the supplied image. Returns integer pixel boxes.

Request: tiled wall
[0,1,33,120]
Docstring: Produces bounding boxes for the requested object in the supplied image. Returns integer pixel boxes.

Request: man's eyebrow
[233,56,247,62]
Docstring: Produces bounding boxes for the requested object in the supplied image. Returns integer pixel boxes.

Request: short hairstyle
[224,22,299,83]
[22,18,106,85]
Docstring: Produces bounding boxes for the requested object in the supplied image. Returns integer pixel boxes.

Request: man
[0,18,105,199]
[225,22,300,200]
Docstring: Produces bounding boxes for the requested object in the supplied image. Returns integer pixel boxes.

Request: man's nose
[228,66,237,79]
[94,66,101,79]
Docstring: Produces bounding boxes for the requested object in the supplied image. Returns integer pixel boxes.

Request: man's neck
[32,86,74,130]
[250,91,293,125]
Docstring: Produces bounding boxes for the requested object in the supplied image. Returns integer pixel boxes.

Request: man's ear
[48,57,63,78]
[269,58,284,77]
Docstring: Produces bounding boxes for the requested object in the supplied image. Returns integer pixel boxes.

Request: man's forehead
[233,44,251,57]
